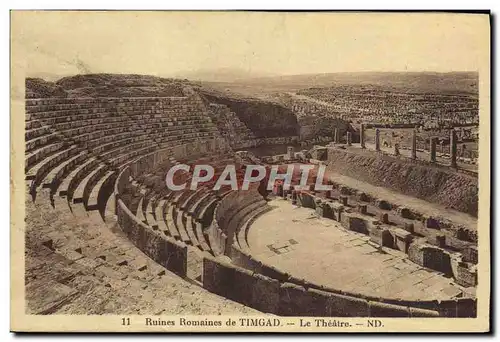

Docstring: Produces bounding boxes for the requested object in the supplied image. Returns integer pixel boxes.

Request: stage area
[247,198,467,301]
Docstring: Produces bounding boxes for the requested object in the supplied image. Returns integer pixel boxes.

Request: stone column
[404,222,415,233]
[375,128,381,151]
[411,129,417,159]
[287,146,294,160]
[315,199,323,217]
[360,124,365,149]
[460,144,466,158]
[339,195,348,206]
[333,128,338,144]
[450,129,457,168]
[276,183,284,197]
[394,143,400,156]
[430,137,437,163]
[346,131,352,146]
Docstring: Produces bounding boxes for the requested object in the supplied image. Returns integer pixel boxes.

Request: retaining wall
[326,148,478,217]
[113,143,228,277]
[116,199,187,277]
[202,256,475,317]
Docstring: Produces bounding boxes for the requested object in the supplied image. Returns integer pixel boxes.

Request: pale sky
[11,11,490,78]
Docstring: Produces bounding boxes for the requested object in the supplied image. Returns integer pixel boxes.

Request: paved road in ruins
[247,199,467,301]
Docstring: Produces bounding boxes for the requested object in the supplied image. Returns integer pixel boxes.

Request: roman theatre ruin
[23,74,478,317]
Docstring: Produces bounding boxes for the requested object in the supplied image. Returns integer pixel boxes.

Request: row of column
[358,124,458,167]
[333,127,352,146]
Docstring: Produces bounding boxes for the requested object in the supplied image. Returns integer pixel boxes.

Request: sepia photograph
[10,10,491,333]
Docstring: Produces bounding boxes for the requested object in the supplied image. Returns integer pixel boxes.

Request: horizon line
[26,70,479,81]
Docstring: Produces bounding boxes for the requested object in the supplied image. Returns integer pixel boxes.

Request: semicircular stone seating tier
[25,96,226,214]
[113,153,476,317]
[198,187,477,317]
[25,96,477,317]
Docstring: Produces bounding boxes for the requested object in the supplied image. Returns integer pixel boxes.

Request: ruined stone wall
[113,142,229,277]
[216,185,477,316]
[111,145,476,317]
[116,199,188,277]
[202,256,474,317]
[298,187,476,279]
[298,116,354,142]
[326,148,478,216]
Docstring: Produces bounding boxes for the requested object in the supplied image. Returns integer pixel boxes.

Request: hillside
[327,148,478,217]
[199,89,299,139]
[26,74,187,98]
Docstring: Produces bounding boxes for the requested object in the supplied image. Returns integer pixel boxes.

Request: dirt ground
[248,199,468,301]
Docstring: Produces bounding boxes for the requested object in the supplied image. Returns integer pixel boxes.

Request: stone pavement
[247,199,467,301]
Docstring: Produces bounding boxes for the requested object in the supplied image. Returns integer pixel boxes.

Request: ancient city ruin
[23,72,479,317]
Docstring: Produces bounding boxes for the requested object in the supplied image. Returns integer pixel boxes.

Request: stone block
[403,222,415,233]
[370,225,394,248]
[376,199,391,210]
[409,243,452,276]
[339,195,348,206]
[278,283,311,316]
[231,266,256,306]
[437,300,458,317]
[456,298,477,318]
[427,232,446,248]
[260,264,289,282]
[164,238,187,277]
[368,301,410,317]
[463,246,478,264]
[321,202,334,219]
[358,204,367,215]
[425,217,440,229]
[325,292,369,317]
[202,257,226,295]
[142,228,166,265]
[369,225,383,246]
[324,201,344,221]
[389,228,413,253]
[341,212,368,234]
[456,263,477,287]
[357,192,369,202]
[325,190,334,199]
[409,307,440,317]
[408,243,425,266]
[295,192,303,207]
[339,186,351,195]
[299,192,315,209]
